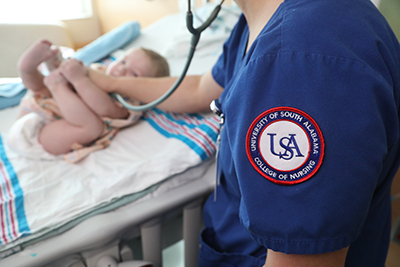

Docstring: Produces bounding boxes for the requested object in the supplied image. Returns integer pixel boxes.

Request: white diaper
[6,113,60,161]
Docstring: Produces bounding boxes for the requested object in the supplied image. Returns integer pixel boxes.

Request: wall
[94,0,234,35]
[379,0,400,39]
[95,0,180,34]
[63,0,395,49]
[62,0,102,48]
[62,17,102,49]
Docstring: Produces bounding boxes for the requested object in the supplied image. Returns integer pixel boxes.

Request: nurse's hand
[59,59,88,84]
[43,69,69,89]
[263,247,349,267]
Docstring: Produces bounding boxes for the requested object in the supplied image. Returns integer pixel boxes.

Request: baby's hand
[43,70,68,89]
[59,59,88,83]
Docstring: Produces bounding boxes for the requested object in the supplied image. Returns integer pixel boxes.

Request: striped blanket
[0,109,219,255]
[0,136,29,245]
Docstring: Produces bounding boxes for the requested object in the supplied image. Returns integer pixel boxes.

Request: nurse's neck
[238,0,284,53]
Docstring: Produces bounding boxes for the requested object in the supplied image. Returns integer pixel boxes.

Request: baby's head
[106,47,169,78]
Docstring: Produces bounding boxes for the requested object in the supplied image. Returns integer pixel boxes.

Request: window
[0,0,92,22]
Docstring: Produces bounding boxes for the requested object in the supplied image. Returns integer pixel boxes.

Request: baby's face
[106,48,156,77]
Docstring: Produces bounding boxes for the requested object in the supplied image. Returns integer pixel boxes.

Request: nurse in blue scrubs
[89,0,400,266]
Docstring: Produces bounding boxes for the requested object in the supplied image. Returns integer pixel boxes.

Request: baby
[14,39,169,162]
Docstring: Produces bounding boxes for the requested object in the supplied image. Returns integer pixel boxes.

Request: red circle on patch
[246,107,325,185]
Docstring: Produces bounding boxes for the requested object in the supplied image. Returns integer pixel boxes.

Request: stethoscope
[113,0,225,111]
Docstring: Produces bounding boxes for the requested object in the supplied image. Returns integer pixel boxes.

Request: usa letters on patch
[246,107,325,185]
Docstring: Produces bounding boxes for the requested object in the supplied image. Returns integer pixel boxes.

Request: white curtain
[0,0,92,22]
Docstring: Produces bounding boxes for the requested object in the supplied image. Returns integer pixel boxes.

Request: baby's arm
[59,59,129,119]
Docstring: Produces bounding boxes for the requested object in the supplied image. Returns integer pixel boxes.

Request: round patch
[246,107,324,185]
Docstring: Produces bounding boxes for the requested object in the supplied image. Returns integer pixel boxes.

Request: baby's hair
[140,48,170,77]
[124,47,170,77]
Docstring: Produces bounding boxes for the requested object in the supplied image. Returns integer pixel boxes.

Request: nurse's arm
[88,69,223,114]
[263,247,349,267]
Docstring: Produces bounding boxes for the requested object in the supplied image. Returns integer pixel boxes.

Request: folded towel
[74,21,141,65]
[0,78,26,110]
[0,78,24,98]
[0,89,27,110]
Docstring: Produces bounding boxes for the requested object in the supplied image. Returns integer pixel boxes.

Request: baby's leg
[18,39,60,97]
[39,71,105,155]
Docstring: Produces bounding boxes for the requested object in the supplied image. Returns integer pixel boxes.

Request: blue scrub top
[199,0,400,266]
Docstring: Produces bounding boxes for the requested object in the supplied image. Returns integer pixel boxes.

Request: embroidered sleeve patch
[246,107,325,185]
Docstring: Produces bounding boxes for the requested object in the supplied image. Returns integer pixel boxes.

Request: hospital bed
[0,4,240,267]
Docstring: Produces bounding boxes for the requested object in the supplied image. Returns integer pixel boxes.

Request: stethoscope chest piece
[210,99,225,125]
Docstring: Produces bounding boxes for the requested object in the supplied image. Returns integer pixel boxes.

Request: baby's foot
[18,39,60,73]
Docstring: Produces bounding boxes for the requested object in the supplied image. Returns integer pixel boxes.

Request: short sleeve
[212,14,248,89]
[223,51,399,254]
